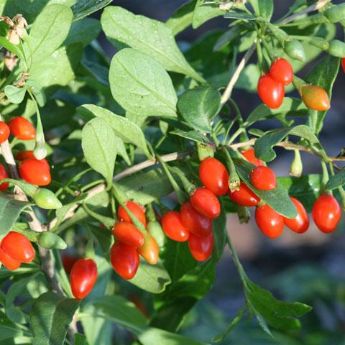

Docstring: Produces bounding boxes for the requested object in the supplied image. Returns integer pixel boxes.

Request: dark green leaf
[0,311,23,341]
[170,129,211,144]
[0,195,29,236]
[102,6,203,82]
[192,0,224,29]
[248,0,273,19]
[177,86,221,132]
[72,0,112,21]
[31,292,79,345]
[326,169,345,191]
[235,160,297,218]
[75,334,89,345]
[64,18,101,46]
[109,48,178,118]
[166,0,196,35]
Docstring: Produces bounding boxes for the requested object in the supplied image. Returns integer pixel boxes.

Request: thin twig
[278,0,330,25]
[220,44,256,105]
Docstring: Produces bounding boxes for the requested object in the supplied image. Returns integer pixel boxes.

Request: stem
[220,44,256,105]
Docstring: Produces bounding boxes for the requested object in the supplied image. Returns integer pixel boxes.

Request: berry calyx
[250,166,277,191]
[300,85,330,111]
[8,117,36,140]
[199,157,229,196]
[19,158,51,186]
[190,187,220,220]
[110,242,139,280]
[229,182,260,206]
[70,258,98,300]
[1,231,35,263]
[138,232,159,265]
[255,204,284,239]
[0,121,10,144]
[112,222,145,248]
[161,211,189,242]
[241,148,264,167]
[188,232,214,262]
[180,202,213,237]
[118,201,147,227]
[312,194,341,233]
[257,74,284,109]
[283,196,309,233]
[269,58,294,85]
[0,163,9,191]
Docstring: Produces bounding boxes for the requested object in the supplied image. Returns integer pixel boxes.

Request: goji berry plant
[0,0,345,344]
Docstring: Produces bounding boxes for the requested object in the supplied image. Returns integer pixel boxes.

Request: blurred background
[103,1,345,344]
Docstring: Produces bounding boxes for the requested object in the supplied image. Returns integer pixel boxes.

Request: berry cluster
[0,231,35,270]
[257,57,330,111]
[110,201,159,280]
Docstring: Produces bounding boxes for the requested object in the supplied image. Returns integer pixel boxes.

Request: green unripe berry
[284,40,306,62]
[33,189,62,209]
[328,40,345,58]
[324,4,345,24]
[38,232,67,250]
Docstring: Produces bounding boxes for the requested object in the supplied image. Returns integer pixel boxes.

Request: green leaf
[326,169,345,191]
[192,0,224,29]
[248,0,273,19]
[166,0,196,35]
[25,4,73,64]
[109,48,178,118]
[234,160,297,218]
[0,36,23,58]
[81,118,117,186]
[101,6,203,82]
[72,0,112,21]
[305,55,340,134]
[31,292,79,345]
[115,169,173,205]
[246,280,312,332]
[0,195,29,237]
[75,334,89,345]
[79,104,151,159]
[64,18,101,46]
[170,129,211,144]
[177,86,221,132]
[254,125,322,162]
[0,311,23,341]
[4,85,26,104]
[246,98,308,126]
[129,262,171,294]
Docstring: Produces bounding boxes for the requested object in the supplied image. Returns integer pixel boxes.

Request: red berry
[0,247,21,270]
[284,197,309,233]
[300,85,330,111]
[241,148,264,167]
[188,232,214,262]
[269,58,293,85]
[19,158,51,186]
[229,183,260,206]
[161,211,189,242]
[257,74,284,109]
[0,163,9,191]
[1,231,35,263]
[250,166,277,191]
[70,258,97,300]
[180,202,213,237]
[342,58,345,73]
[112,222,144,248]
[8,117,36,140]
[255,204,284,239]
[138,232,159,265]
[190,187,220,219]
[312,194,341,233]
[15,150,35,161]
[199,157,229,196]
[118,201,147,227]
[110,242,139,280]
[0,121,10,144]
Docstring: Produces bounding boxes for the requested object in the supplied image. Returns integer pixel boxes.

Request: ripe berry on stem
[241,148,264,167]
[19,158,51,186]
[118,201,147,227]
[255,204,284,239]
[283,197,309,233]
[300,85,330,111]
[190,187,221,219]
[0,164,9,191]
[0,121,10,143]
[250,166,277,191]
[229,183,260,206]
[8,117,36,140]
[188,232,214,262]
[161,211,189,242]
[269,58,294,85]
[312,194,341,233]
[1,231,35,263]
[257,74,284,109]
[70,258,98,300]
[199,157,229,196]
[112,222,144,247]
[138,232,159,265]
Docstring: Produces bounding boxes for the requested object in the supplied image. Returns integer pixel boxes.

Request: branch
[220,44,256,105]
[278,0,330,25]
